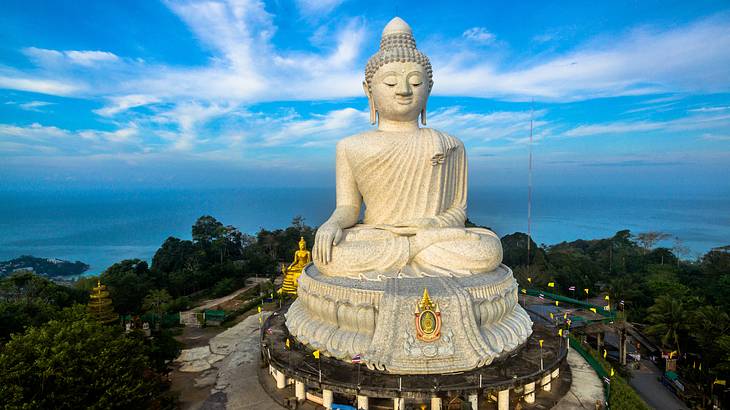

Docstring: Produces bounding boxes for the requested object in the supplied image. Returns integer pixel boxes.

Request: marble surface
[286,17,531,375]
[286,264,533,374]
[312,17,503,279]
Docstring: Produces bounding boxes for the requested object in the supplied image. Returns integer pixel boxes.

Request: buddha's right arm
[331,141,362,229]
[314,142,362,264]
[324,205,360,229]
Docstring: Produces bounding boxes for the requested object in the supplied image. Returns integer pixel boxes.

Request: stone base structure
[285,263,532,374]
[262,309,568,409]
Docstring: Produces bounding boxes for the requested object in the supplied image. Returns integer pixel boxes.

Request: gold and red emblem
[414,288,441,342]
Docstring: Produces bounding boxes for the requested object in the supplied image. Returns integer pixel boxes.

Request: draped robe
[315,128,502,280]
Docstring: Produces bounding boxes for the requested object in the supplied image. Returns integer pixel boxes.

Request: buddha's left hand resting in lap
[313,18,502,280]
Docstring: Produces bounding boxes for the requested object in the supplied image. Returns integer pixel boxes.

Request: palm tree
[142,289,172,330]
[645,295,688,354]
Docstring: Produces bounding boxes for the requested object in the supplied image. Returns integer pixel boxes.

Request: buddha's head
[298,236,306,251]
[364,17,433,126]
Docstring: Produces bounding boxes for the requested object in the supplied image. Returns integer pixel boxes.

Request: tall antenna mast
[527,100,534,267]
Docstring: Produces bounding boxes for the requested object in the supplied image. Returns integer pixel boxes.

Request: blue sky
[0,0,729,193]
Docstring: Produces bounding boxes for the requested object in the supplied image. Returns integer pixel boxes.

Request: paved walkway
[174,312,283,410]
[184,284,256,313]
[629,358,688,410]
[555,346,605,409]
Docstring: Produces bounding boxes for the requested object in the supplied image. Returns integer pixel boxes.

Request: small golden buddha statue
[279,237,312,295]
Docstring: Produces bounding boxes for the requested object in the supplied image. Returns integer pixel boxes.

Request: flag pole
[527,99,534,267]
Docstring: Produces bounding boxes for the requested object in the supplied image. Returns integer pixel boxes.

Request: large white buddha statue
[313,17,502,281]
[286,17,532,375]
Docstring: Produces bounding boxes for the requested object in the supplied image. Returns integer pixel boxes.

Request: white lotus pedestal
[286,263,533,374]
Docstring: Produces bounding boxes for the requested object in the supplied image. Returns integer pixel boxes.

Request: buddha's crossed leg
[314,225,502,280]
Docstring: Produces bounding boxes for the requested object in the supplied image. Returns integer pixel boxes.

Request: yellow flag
[604,295,610,301]
[548,282,555,288]
[257,306,262,313]
[590,307,597,313]
[584,288,589,294]
[539,339,544,348]
[693,361,696,369]
[270,292,274,299]
[527,277,532,283]
[610,368,615,377]
[258,316,262,323]
[313,350,320,359]
[563,313,568,319]
[521,288,527,294]
[699,363,702,371]
[715,379,727,386]
[555,300,559,307]
[550,312,554,319]
[558,329,563,337]
[286,338,290,349]
[603,349,607,359]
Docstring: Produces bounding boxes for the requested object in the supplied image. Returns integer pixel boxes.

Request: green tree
[142,289,172,330]
[635,231,671,254]
[646,295,688,354]
[100,259,153,314]
[0,305,160,409]
[151,237,197,274]
[0,272,87,341]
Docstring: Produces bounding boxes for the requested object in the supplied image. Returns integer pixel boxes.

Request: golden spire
[88,279,118,325]
[419,288,436,311]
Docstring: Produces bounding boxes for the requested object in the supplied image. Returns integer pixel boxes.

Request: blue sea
[0,186,728,275]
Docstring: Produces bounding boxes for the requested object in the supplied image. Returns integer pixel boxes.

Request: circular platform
[261,305,567,404]
[285,264,534,375]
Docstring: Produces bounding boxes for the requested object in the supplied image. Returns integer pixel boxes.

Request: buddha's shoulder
[423,128,465,148]
[336,130,382,150]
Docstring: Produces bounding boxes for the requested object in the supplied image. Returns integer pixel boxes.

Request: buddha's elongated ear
[421,105,427,125]
[363,81,377,125]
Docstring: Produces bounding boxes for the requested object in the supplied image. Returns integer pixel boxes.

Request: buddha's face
[367,62,429,123]
[299,242,305,251]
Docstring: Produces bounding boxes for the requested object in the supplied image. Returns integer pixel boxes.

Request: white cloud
[436,14,730,100]
[462,27,495,44]
[65,50,119,66]
[689,106,730,113]
[23,47,119,67]
[18,101,54,112]
[0,74,80,95]
[563,112,730,138]
[429,107,547,143]
[0,122,143,155]
[94,95,160,117]
[699,133,730,141]
[248,107,369,147]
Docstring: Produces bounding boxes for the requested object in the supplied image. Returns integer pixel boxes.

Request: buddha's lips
[395,97,413,105]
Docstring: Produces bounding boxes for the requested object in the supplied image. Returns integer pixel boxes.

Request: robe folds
[315,128,503,280]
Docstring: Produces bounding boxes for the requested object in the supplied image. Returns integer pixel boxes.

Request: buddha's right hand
[314,222,343,264]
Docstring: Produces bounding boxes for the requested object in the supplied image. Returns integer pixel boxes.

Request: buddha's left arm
[433,143,467,227]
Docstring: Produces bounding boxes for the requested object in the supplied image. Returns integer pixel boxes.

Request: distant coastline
[0,255,89,279]
[0,186,728,275]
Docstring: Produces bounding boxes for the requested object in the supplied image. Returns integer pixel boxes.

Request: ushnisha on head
[364,17,433,126]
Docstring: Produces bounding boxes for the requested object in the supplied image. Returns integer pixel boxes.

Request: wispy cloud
[699,133,730,141]
[435,13,730,100]
[0,122,142,156]
[23,47,119,67]
[429,107,547,143]
[563,111,730,138]
[0,74,81,96]
[462,27,495,44]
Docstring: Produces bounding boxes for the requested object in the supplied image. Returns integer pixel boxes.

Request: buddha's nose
[396,80,412,96]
